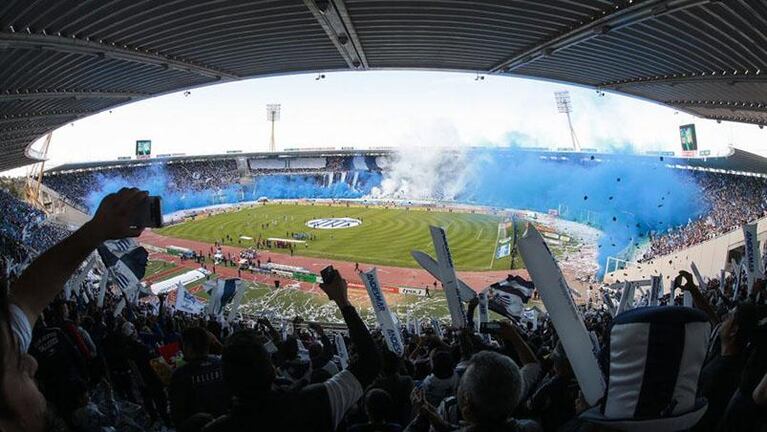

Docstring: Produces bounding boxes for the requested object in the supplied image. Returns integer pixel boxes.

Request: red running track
[140,230,528,292]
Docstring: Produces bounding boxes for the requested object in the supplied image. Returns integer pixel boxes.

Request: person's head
[307,342,323,360]
[279,335,299,361]
[0,276,48,432]
[365,389,393,424]
[222,330,275,398]
[182,327,211,361]
[429,348,454,379]
[457,351,522,426]
[121,321,137,339]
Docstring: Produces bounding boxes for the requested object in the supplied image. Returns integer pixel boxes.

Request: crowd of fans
[0,187,764,432]
[0,188,71,262]
[43,160,240,209]
[642,172,767,261]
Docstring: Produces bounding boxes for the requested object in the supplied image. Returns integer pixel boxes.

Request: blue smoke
[85,166,382,214]
[83,151,705,276]
[457,149,706,274]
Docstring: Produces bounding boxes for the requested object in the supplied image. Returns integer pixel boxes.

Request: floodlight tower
[266,103,281,152]
[554,91,581,151]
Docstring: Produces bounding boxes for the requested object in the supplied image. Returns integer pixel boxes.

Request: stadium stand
[1,191,765,432]
[44,159,240,209]
[642,172,767,262]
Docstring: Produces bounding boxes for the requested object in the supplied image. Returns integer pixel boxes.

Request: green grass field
[157,203,518,271]
[144,260,178,277]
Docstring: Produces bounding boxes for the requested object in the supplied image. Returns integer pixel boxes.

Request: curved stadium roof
[1,0,767,170]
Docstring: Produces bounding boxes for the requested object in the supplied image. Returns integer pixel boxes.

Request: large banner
[97,239,148,291]
[429,226,467,327]
[360,268,404,355]
[517,224,606,406]
[743,223,762,295]
[411,251,476,301]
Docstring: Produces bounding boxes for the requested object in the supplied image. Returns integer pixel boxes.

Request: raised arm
[498,321,538,366]
[299,269,381,431]
[319,271,380,386]
[309,322,335,365]
[11,188,147,326]
[676,271,720,325]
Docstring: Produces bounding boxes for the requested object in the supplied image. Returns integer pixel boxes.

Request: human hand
[86,187,149,241]
[319,269,350,307]
[574,391,589,414]
[719,313,739,356]
[410,387,425,409]
[674,271,695,291]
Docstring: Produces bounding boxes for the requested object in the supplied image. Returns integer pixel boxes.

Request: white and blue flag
[97,239,148,291]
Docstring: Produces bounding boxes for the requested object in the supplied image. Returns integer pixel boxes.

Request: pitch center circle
[306,217,362,230]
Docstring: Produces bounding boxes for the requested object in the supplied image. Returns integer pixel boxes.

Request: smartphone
[320,265,337,285]
[479,322,502,334]
[133,195,163,228]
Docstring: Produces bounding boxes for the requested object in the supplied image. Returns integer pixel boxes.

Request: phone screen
[133,196,163,228]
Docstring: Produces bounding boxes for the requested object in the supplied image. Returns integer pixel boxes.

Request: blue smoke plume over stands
[85,166,381,214]
[458,149,706,271]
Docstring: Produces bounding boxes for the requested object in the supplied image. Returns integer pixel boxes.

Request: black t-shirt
[29,327,85,400]
[29,327,84,378]
[170,355,231,427]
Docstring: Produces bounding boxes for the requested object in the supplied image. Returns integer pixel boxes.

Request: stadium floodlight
[266,103,281,152]
[554,91,581,152]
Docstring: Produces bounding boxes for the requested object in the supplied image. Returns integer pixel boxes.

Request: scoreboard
[679,124,697,152]
[136,140,152,159]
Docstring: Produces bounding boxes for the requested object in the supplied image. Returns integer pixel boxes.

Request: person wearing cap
[580,306,711,431]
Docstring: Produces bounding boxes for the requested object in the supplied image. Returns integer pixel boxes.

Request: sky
[7,70,767,175]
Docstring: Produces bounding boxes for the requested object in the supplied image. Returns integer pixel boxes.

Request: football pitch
[157,203,518,271]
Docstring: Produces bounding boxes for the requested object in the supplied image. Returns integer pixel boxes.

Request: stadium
[1,1,767,432]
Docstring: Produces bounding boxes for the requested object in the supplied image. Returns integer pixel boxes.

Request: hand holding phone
[319,266,350,307]
[479,321,502,334]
